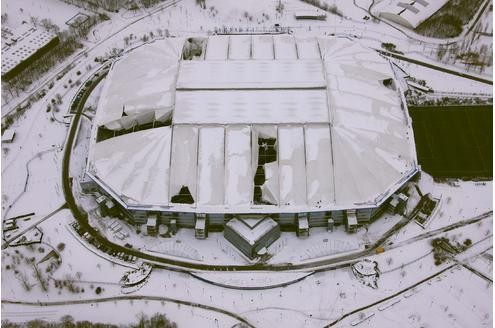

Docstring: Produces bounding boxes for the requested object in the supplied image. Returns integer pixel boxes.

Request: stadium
[85,34,419,242]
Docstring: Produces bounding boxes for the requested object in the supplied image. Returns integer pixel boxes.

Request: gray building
[224,217,280,259]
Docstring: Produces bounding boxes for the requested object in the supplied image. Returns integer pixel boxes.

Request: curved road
[2,296,255,328]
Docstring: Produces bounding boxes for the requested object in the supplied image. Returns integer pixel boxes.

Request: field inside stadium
[409,105,492,179]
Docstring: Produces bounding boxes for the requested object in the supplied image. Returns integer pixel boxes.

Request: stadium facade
[85,34,419,234]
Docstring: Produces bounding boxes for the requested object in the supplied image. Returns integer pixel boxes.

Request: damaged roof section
[88,36,418,213]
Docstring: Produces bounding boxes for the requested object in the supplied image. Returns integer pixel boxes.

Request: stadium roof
[88,35,419,214]
[371,0,449,29]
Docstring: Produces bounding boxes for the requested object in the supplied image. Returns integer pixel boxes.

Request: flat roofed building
[1,23,59,79]
[372,0,449,29]
[224,217,280,258]
[1,129,16,143]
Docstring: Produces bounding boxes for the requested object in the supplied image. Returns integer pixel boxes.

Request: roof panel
[229,35,251,59]
[169,125,199,204]
[304,124,335,207]
[95,39,181,128]
[274,35,297,59]
[197,127,225,205]
[225,126,253,206]
[278,126,307,207]
[205,35,229,60]
[176,60,325,89]
[91,127,172,206]
[252,35,274,60]
[295,37,321,59]
[174,90,330,124]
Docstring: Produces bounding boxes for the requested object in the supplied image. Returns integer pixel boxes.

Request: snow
[228,34,251,59]
[204,35,229,60]
[278,125,307,207]
[1,0,492,326]
[174,89,329,124]
[372,0,450,29]
[225,126,253,206]
[226,217,278,245]
[169,125,199,203]
[95,39,183,129]
[192,271,311,288]
[176,59,326,89]
[252,35,275,59]
[304,124,334,207]
[197,127,225,206]
[90,127,172,207]
[1,128,16,143]
[336,265,492,327]
[294,36,321,59]
[273,34,298,59]
[2,24,58,76]
[1,0,90,31]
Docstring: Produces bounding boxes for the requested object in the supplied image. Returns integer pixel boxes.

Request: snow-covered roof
[174,90,329,124]
[226,217,278,245]
[176,60,325,89]
[1,23,58,76]
[1,128,16,143]
[94,38,183,130]
[88,36,418,214]
[372,0,449,29]
[89,127,172,207]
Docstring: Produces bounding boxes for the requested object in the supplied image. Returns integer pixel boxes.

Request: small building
[346,210,358,233]
[294,10,327,20]
[1,129,15,143]
[224,217,280,259]
[80,173,98,193]
[1,23,59,80]
[297,213,309,238]
[327,218,334,232]
[95,195,107,205]
[371,0,449,29]
[388,193,408,215]
[146,215,158,235]
[169,218,178,234]
[195,214,207,239]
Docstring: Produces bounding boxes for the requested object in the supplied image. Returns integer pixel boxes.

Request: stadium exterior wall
[88,169,419,231]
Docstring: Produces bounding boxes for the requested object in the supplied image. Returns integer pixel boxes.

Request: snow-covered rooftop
[1,23,58,76]
[88,36,418,214]
[372,0,449,29]
[226,217,278,245]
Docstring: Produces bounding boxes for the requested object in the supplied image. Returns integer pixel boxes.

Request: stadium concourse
[84,34,419,244]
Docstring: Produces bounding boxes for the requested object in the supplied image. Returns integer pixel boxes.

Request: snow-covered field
[1,0,90,30]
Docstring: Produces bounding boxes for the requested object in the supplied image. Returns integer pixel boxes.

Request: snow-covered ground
[1,0,90,31]
[1,0,492,327]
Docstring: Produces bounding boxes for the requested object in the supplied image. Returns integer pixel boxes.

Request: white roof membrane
[89,36,418,213]
[169,125,199,204]
[174,90,330,124]
[273,35,297,59]
[225,126,253,206]
[91,127,172,206]
[176,60,326,89]
[278,126,307,207]
[95,39,182,130]
[295,37,321,59]
[205,35,229,60]
[304,124,335,207]
[197,127,225,206]
[228,35,251,60]
[252,35,274,60]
